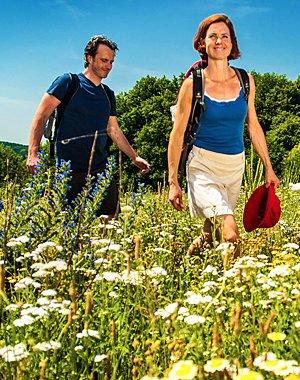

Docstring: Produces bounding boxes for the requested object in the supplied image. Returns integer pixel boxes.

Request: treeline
[111,71,300,189]
[1,71,299,191]
[0,141,28,158]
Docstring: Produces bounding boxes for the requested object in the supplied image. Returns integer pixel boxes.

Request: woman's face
[204,21,232,60]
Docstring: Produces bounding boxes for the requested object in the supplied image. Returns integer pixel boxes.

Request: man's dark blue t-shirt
[47,72,117,172]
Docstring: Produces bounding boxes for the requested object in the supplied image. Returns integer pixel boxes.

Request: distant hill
[0,141,28,158]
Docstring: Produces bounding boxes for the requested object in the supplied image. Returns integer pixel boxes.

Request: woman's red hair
[193,14,241,61]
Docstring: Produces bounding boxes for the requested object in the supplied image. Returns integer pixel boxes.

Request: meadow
[0,153,300,380]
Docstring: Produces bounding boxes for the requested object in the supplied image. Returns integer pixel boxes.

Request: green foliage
[281,143,300,185]
[243,145,264,202]
[113,71,299,190]
[251,71,300,133]
[112,75,181,190]
[0,141,28,158]
[0,158,300,378]
[243,72,300,160]
[2,70,299,192]
[266,112,300,177]
[0,153,117,251]
[0,144,29,190]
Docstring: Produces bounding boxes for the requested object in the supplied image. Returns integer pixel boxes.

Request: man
[26,35,150,218]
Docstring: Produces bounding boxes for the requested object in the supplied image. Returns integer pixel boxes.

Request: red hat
[243,184,281,232]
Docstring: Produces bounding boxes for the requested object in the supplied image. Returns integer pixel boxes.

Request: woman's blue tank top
[193,89,248,154]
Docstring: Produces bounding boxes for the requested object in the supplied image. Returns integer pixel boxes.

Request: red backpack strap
[183,60,207,80]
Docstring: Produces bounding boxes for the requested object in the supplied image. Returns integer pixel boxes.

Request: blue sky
[0,0,299,145]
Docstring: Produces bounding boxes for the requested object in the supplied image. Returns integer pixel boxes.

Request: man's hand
[133,156,150,174]
[169,183,184,211]
[26,154,39,175]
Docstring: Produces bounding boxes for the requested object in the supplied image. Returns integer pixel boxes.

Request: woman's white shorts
[187,146,245,218]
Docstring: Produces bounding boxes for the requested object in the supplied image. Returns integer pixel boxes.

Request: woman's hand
[169,183,184,211]
[265,167,280,189]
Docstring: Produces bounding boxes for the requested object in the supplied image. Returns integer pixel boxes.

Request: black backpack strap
[179,63,206,184]
[49,73,80,160]
[182,64,205,146]
[232,67,250,101]
[101,83,112,110]
[56,73,80,127]
[191,64,206,126]
[101,83,114,154]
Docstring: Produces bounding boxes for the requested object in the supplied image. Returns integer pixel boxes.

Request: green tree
[244,72,300,175]
[266,112,300,177]
[111,71,299,190]
[112,75,181,190]
[252,71,300,133]
[2,72,298,196]
[0,144,29,190]
[0,141,28,158]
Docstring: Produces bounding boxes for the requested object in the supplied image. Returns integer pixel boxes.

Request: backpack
[44,73,113,160]
[171,60,250,184]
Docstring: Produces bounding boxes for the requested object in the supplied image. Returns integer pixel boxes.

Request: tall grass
[0,154,300,379]
[243,146,264,202]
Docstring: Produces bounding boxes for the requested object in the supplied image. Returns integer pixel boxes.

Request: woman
[168,14,280,255]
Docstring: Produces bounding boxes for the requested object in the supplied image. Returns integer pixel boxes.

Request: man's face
[88,44,115,79]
